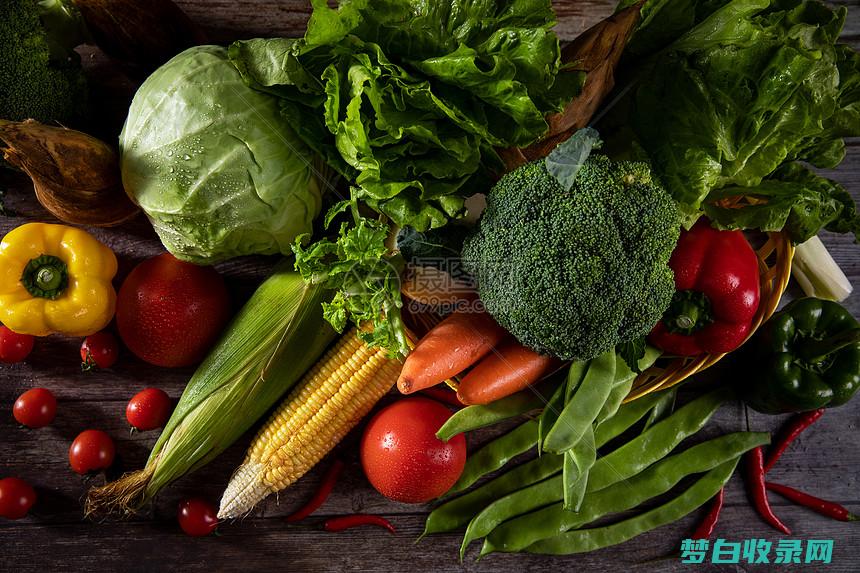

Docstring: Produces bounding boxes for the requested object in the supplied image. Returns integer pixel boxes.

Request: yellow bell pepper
[0,223,117,337]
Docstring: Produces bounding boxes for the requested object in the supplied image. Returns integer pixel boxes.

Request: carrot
[456,339,558,405]
[397,311,509,394]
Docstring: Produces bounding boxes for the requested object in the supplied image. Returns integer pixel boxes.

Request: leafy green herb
[293,200,408,357]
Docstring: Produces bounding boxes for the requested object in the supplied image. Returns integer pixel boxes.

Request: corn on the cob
[85,266,336,518]
[218,328,401,518]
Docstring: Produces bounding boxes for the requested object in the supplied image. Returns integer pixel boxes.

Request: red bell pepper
[648,219,760,356]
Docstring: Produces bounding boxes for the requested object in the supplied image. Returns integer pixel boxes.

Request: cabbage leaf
[120,46,326,264]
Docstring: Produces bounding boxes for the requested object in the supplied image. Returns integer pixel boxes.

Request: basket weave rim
[624,230,795,403]
[402,230,795,403]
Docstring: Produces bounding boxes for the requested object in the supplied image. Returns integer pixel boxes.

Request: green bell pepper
[741,298,860,414]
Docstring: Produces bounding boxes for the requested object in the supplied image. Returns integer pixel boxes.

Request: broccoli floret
[0,0,88,124]
[462,154,680,361]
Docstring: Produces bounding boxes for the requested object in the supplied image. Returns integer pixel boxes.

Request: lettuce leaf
[704,163,860,243]
[619,0,860,225]
[228,0,579,232]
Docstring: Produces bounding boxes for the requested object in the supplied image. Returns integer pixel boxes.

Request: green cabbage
[120,45,326,264]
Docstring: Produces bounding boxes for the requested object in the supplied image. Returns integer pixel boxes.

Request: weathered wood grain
[2,1,860,571]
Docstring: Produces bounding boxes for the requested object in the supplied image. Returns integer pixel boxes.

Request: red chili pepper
[766,482,858,522]
[420,386,465,409]
[286,459,345,523]
[745,447,791,535]
[648,219,760,356]
[691,488,724,539]
[764,409,825,473]
[323,514,396,534]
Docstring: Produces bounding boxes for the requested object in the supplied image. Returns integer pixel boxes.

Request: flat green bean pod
[455,387,731,553]
[597,347,661,424]
[588,387,732,490]
[563,425,594,511]
[565,359,589,401]
[436,380,553,442]
[422,453,563,537]
[422,389,673,538]
[484,431,770,554]
[643,387,678,431]
[543,351,616,453]
[447,420,539,494]
[525,458,741,555]
[592,389,669,445]
[460,472,562,558]
[538,375,568,447]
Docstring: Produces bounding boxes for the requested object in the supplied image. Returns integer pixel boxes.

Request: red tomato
[360,397,466,503]
[0,326,35,363]
[13,388,57,429]
[178,498,218,537]
[69,430,115,475]
[116,253,230,368]
[0,477,37,520]
[81,331,119,370]
[126,388,172,431]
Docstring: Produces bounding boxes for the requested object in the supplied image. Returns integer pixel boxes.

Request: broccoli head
[1,0,88,124]
[462,153,680,361]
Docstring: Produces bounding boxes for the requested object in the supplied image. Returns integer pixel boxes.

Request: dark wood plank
[2,1,860,571]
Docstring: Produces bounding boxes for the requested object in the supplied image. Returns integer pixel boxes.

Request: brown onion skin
[0,119,139,227]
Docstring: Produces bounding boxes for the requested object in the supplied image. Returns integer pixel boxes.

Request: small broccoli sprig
[462,130,680,363]
[293,199,409,358]
[1,0,89,124]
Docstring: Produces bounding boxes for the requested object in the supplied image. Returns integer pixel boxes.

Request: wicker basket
[624,230,794,402]
[401,231,794,401]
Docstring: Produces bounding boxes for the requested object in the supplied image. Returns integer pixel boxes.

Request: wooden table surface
[2,1,860,571]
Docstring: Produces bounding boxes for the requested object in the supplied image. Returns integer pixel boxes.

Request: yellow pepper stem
[20,255,69,300]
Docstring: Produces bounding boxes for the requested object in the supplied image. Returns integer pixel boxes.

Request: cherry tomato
[69,430,115,475]
[13,388,57,429]
[117,254,231,368]
[126,388,172,431]
[81,331,119,370]
[360,397,466,503]
[0,326,35,364]
[178,498,218,537]
[0,477,37,520]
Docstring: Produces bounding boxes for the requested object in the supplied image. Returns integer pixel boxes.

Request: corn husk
[86,263,336,517]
